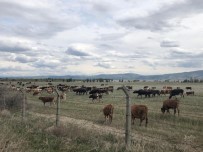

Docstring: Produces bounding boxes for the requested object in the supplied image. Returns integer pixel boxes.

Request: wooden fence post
[55,87,60,127]
[22,93,26,121]
[120,85,131,150]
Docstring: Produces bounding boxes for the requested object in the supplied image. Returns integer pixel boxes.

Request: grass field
[0,81,203,152]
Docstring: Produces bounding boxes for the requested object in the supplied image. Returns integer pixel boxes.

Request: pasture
[0,81,203,152]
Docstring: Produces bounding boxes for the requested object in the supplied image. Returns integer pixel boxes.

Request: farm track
[29,112,202,152]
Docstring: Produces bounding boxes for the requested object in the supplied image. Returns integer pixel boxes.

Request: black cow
[89,93,102,102]
[73,88,87,95]
[169,89,184,99]
[151,90,160,97]
[133,89,152,98]
[89,89,108,94]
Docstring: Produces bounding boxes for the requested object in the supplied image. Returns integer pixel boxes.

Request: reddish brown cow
[161,99,179,116]
[103,104,114,124]
[131,105,148,127]
[39,97,55,106]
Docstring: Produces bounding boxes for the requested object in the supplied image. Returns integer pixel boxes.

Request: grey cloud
[14,55,37,63]
[0,1,79,38]
[95,62,114,69]
[0,41,31,53]
[66,47,90,57]
[169,50,203,59]
[117,0,203,31]
[172,59,203,68]
[160,40,179,47]
[32,59,61,69]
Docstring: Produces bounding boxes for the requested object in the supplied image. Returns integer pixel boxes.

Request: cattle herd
[0,82,196,127]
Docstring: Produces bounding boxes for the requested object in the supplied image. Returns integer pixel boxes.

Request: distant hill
[48,70,203,81]
[1,70,203,81]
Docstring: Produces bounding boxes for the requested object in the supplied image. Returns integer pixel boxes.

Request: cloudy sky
[0,0,203,76]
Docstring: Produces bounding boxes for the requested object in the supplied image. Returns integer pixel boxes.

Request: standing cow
[103,104,114,124]
[131,105,148,127]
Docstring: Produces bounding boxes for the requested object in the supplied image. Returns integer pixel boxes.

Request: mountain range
[1,70,203,81]
[48,70,203,81]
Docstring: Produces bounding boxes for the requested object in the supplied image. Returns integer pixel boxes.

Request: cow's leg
[177,108,180,116]
[174,108,176,115]
[140,118,143,126]
[109,115,112,124]
[145,117,148,127]
[131,116,135,125]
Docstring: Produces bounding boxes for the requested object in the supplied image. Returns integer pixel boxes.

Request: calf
[103,104,114,124]
[161,99,179,116]
[131,105,148,127]
[39,97,55,106]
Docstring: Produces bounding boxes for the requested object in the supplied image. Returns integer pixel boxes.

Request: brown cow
[103,104,114,124]
[161,99,179,116]
[131,105,148,127]
[39,97,55,106]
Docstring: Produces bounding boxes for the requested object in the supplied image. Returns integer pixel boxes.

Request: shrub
[0,86,25,110]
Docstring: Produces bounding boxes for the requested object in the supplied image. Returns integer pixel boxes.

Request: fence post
[20,89,26,121]
[22,93,26,121]
[55,87,60,127]
[120,85,131,150]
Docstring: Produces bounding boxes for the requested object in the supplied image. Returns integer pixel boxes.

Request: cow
[60,92,67,101]
[169,89,184,99]
[89,93,102,102]
[133,89,151,98]
[89,93,102,101]
[89,89,107,94]
[73,87,87,95]
[39,97,55,106]
[131,105,148,127]
[186,87,192,90]
[161,99,179,116]
[33,90,41,96]
[151,90,160,97]
[186,91,194,96]
[103,104,114,124]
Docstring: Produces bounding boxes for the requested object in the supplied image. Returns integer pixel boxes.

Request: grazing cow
[39,97,55,106]
[60,92,67,101]
[186,87,192,90]
[161,99,179,116]
[133,89,151,98]
[143,86,149,90]
[103,104,114,124]
[131,105,148,127]
[186,91,194,96]
[151,90,160,97]
[73,87,87,95]
[33,90,41,96]
[169,89,184,99]
[89,89,107,94]
[89,93,102,102]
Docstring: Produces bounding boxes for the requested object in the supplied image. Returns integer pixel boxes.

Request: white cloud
[0,0,203,76]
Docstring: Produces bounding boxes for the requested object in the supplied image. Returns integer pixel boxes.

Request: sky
[0,0,203,77]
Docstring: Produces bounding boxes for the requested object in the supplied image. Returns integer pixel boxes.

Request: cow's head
[161,107,165,113]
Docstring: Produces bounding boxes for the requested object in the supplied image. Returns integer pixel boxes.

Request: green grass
[1,81,203,151]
